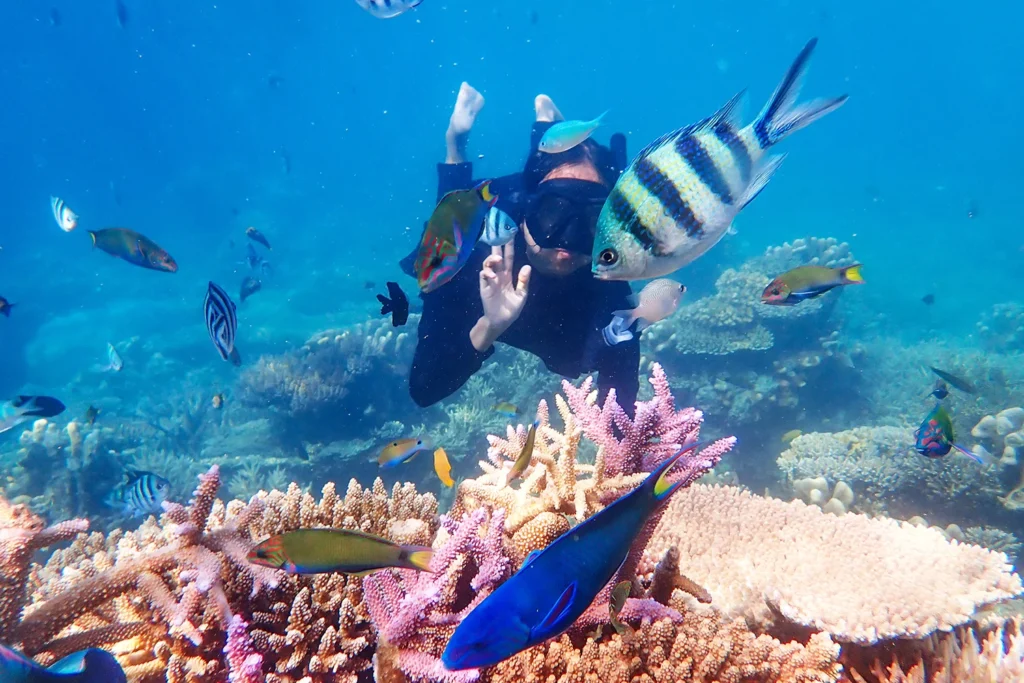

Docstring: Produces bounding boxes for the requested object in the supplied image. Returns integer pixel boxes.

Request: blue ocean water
[1,1,1022,536]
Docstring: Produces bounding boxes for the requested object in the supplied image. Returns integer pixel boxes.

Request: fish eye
[430,255,443,267]
[256,548,267,558]
[598,249,618,265]
[771,288,780,295]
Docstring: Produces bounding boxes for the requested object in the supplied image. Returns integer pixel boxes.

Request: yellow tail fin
[404,547,434,572]
[841,264,865,284]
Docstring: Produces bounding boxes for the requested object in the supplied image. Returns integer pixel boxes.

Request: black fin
[377,294,393,315]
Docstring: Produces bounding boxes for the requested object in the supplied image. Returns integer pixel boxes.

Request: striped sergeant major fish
[355,0,423,19]
[104,470,171,518]
[204,281,241,366]
[592,38,848,281]
[50,196,79,233]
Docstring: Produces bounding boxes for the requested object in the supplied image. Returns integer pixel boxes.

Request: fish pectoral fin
[520,549,542,569]
[533,583,577,638]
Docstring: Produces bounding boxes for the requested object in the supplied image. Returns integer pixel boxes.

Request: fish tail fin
[88,231,98,247]
[753,38,848,149]
[650,440,705,501]
[229,347,242,367]
[594,110,609,126]
[634,317,653,334]
[838,263,865,285]
[952,443,984,464]
[402,546,434,572]
[475,179,497,204]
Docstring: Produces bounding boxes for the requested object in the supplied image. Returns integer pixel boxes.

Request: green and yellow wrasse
[506,420,539,486]
[88,228,177,273]
[414,180,498,293]
[247,528,433,575]
[781,429,802,443]
[609,580,634,637]
[434,447,454,488]
[378,437,431,468]
[761,264,864,306]
[592,39,847,281]
[492,401,519,418]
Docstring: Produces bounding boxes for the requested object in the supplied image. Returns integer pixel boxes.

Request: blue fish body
[442,442,701,670]
[0,644,126,683]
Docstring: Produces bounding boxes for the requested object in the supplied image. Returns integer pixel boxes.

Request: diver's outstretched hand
[470,243,532,352]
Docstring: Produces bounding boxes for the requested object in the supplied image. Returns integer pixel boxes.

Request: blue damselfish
[0,644,126,683]
[442,441,704,670]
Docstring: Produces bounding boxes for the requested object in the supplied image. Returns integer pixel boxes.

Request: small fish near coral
[492,401,519,418]
[245,243,272,275]
[539,111,608,154]
[929,366,976,394]
[929,380,949,401]
[88,228,178,273]
[761,264,864,306]
[247,528,433,575]
[204,281,241,366]
[914,404,982,463]
[0,643,126,683]
[104,470,171,518]
[378,437,431,468]
[608,580,635,637]
[603,279,686,345]
[93,342,123,373]
[50,196,78,233]
[376,281,409,327]
[443,441,710,670]
[0,296,14,317]
[83,405,99,426]
[434,447,454,487]
[0,395,66,436]
[245,226,272,250]
[592,39,847,281]
[506,420,539,486]
[355,0,423,18]
[211,393,225,410]
[781,429,802,443]
[414,180,498,293]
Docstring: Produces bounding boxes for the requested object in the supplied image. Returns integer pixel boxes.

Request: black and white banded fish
[480,206,518,247]
[104,342,123,372]
[355,0,423,19]
[204,281,241,366]
[104,470,170,517]
[50,196,78,232]
[592,38,847,281]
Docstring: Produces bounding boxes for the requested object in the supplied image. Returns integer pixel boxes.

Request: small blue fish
[104,470,171,517]
[538,112,608,154]
[0,643,126,683]
[914,404,982,463]
[443,441,704,670]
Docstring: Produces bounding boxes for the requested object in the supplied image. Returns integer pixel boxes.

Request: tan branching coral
[641,485,1022,644]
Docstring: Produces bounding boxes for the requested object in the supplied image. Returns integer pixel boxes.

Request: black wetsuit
[404,162,640,410]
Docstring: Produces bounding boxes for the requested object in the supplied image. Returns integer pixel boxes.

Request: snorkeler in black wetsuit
[402,83,639,410]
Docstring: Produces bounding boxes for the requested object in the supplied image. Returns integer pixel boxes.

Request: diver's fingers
[503,241,514,272]
[516,265,532,295]
[482,254,502,273]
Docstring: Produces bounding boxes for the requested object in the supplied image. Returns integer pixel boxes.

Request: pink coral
[364,508,509,682]
[225,615,264,683]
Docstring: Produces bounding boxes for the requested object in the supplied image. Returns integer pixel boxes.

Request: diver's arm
[596,338,641,415]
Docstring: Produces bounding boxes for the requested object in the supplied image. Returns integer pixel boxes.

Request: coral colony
[2,364,1024,681]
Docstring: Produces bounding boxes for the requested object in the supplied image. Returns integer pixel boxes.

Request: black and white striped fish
[480,206,518,247]
[50,196,78,232]
[592,39,847,281]
[204,281,241,366]
[104,470,170,518]
[355,0,423,19]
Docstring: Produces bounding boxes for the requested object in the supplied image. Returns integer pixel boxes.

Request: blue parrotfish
[414,180,498,293]
[592,38,847,281]
[442,441,705,670]
[914,404,982,463]
[0,643,127,683]
[538,111,608,154]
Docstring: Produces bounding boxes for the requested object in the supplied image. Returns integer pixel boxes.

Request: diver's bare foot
[445,82,485,164]
[534,94,564,123]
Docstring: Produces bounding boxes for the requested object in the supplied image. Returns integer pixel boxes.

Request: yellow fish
[781,429,802,443]
[434,448,454,488]
[378,438,430,469]
[505,421,539,486]
[492,401,519,418]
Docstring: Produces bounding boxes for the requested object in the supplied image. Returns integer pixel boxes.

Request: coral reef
[977,302,1024,353]
[972,406,1024,466]
[778,426,1007,522]
[791,476,855,515]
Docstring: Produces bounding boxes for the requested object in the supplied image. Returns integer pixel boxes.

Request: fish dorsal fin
[533,583,577,638]
[632,90,746,163]
[520,549,541,569]
[46,649,89,674]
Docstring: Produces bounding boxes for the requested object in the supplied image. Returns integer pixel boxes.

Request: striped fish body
[355,0,423,19]
[480,206,518,247]
[204,282,241,365]
[592,39,847,281]
[50,196,78,233]
[106,343,123,371]
[105,470,170,517]
[248,528,433,575]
